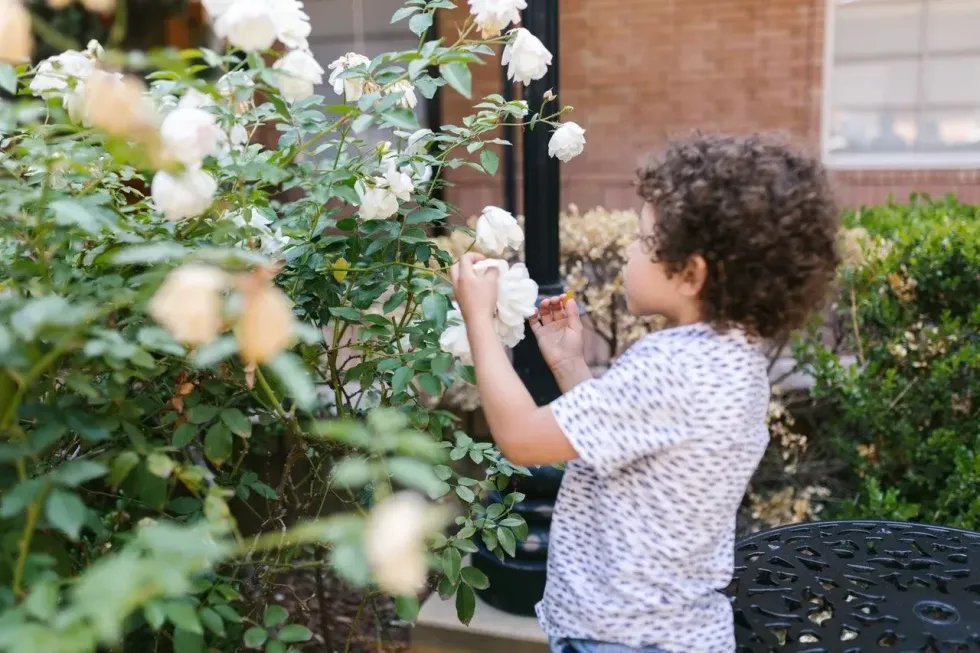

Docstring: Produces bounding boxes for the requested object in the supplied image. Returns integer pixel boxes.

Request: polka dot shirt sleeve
[549,341,691,477]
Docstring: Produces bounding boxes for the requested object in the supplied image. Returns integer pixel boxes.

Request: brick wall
[437,0,980,220]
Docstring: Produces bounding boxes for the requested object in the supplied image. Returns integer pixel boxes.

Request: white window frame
[821,0,980,170]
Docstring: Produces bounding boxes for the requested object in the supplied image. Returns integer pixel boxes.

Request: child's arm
[467,312,579,467]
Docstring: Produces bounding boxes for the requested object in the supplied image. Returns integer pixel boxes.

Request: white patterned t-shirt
[536,323,770,652]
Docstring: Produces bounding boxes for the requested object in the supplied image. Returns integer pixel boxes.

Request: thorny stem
[12,483,48,597]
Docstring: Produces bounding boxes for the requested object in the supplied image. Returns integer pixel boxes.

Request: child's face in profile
[624,202,705,324]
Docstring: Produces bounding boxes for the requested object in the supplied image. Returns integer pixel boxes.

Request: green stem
[12,483,48,597]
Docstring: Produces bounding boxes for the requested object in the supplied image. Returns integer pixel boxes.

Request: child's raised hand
[529,294,587,374]
[450,252,499,323]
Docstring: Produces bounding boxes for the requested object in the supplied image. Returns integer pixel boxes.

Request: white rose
[475,259,538,327]
[502,28,552,86]
[80,0,115,12]
[273,48,324,102]
[160,107,222,165]
[327,52,370,102]
[355,181,399,221]
[259,227,291,258]
[364,492,432,595]
[214,0,277,52]
[468,0,525,38]
[474,206,523,255]
[439,305,472,364]
[151,167,217,221]
[274,0,311,50]
[0,0,32,64]
[548,121,586,163]
[494,318,525,348]
[377,162,414,202]
[30,49,96,99]
[201,0,234,19]
[385,80,418,109]
[149,264,229,346]
[227,207,273,231]
[178,88,215,110]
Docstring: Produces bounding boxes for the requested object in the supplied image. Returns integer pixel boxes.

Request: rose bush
[0,1,583,650]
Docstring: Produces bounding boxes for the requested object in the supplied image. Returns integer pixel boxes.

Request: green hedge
[797,196,980,528]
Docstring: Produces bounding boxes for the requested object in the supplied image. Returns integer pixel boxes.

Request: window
[823,0,980,168]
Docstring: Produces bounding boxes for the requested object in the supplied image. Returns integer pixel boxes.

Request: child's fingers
[539,297,560,324]
[564,297,582,329]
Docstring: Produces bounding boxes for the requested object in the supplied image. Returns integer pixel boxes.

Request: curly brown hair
[635,133,840,341]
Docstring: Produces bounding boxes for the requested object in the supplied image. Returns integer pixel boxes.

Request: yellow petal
[236,274,295,365]
[333,257,350,282]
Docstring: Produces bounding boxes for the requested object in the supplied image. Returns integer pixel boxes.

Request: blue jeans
[549,638,667,653]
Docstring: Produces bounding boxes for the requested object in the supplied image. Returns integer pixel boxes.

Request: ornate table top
[727,520,980,652]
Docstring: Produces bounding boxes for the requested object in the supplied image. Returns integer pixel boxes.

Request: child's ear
[679,254,708,298]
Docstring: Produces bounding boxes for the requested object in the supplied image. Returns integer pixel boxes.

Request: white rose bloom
[149,263,229,346]
[274,0,312,50]
[272,48,324,102]
[201,0,234,19]
[385,80,418,109]
[85,39,105,59]
[475,206,523,255]
[0,0,32,64]
[377,163,414,202]
[548,121,586,163]
[474,259,537,327]
[404,128,433,156]
[364,492,432,595]
[160,106,222,165]
[439,305,473,364]
[355,181,399,221]
[214,0,277,52]
[178,88,215,110]
[228,207,273,230]
[327,52,370,102]
[151,167,217,221]
[30,49,96,99]
[260,227,292,257]
[229,122,249,149]
[495,318,525,348]
[502,28,552,86]
[468,0,526,38]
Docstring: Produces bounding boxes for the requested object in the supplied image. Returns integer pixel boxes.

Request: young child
[450,133,840,653]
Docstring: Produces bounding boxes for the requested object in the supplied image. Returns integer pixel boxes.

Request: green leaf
[110,451,141,488]
[144,600,166,630]
[332,457,372,488]
[266,353,317,411]
[480,149,499,175]
[45,489,86,541]
[221,408,252,438]
[406,207,447,225]
[173,628,205,653]
[442,546,462,583]
[455,485,475,503]
[165,601,203,635]
[243,627,268,648]
[455,583,476,625]
[264,604,289,627]
[0,479,43,517]
[265,641,287,653]
[421,293,448,328]
[481,528,497,551]
[199,606,226,636]
[204,423,233,467]
[437,575,456,600]
[213,604,242,623]
[439,62,472,99]
[186,404,220,424]
[392,366,414,395]
[191,335,238,368]
[388,457,443,498]
[417,374,441,396]
[394,595,420,622]
[329,306,361,321]
[497,527,517,557]
[409,11,433,36]
[172,423,197,448]
[461,567,490,590]
[49,199,118,236]
[486,503,506,520]
[52,459,107,487]
[391,6,418,22]
[0,63,17,94]
[24,580,57,621]
[278,624,313,643]
[111,242,187,264]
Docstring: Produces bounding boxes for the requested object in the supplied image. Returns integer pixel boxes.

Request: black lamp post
[473,0,564,617]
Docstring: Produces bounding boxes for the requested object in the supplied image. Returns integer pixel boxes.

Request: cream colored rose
[235,270,295,365]
[502,28,552,86]
[548,122,586,163]
[363,492,432,595]
[474,206,523,255]
[213,0,277,52]
[327,52,370,101]
[385,80,418,110]
[151,167,217,221]
[81,71,150,137]
[0,0,33,64]
[468,0,525,38]
[439,304,473,364]
[273,48,324,102]
[149,264,229,346]
[355,181,399,221]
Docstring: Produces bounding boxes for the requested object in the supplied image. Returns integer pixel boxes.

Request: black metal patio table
[727,520,980,652]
